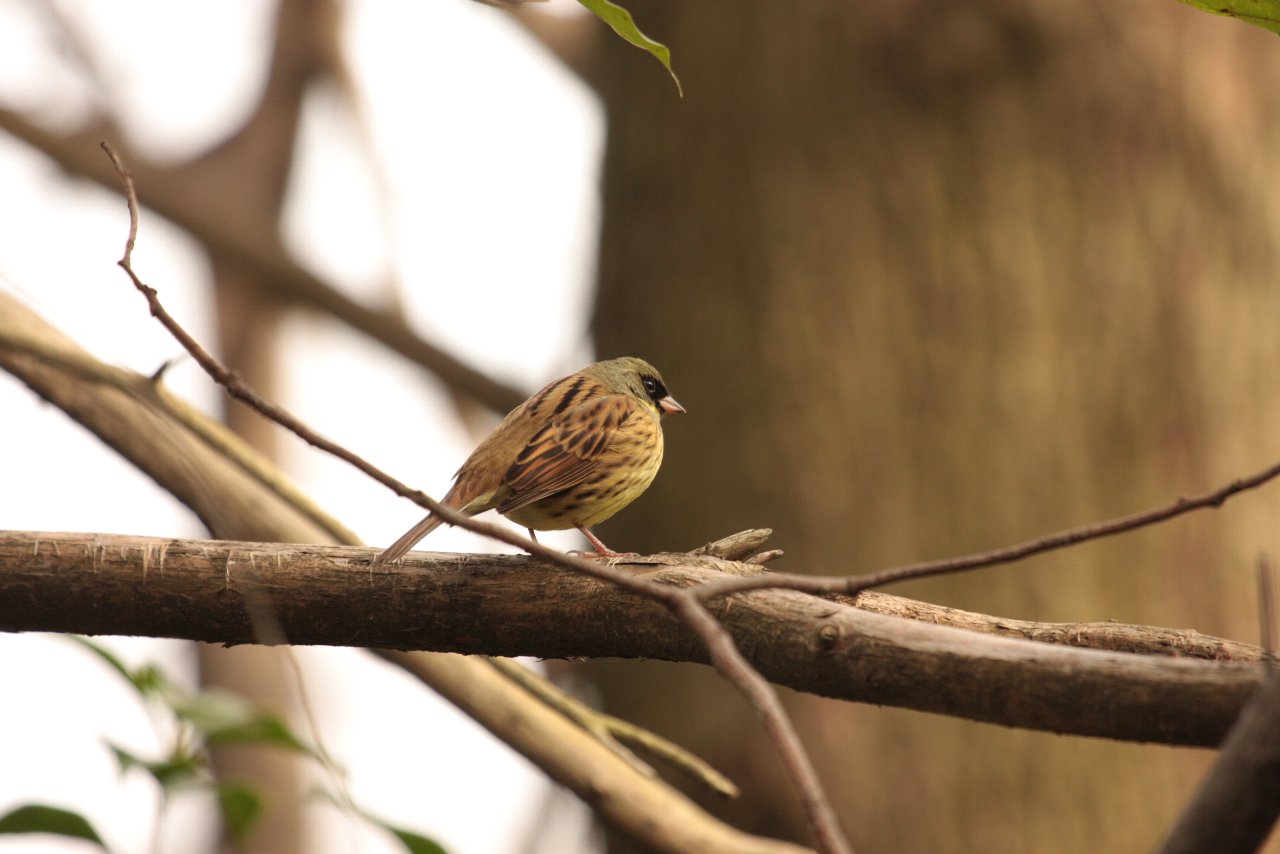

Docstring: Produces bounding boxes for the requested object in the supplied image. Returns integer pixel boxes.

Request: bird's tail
[375,513,447,564]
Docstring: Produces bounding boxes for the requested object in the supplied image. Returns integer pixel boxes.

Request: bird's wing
[496,394,636,514]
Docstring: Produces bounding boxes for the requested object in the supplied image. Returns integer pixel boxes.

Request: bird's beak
[659,395,685,415]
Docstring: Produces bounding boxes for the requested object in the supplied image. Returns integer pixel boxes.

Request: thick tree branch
[0,529,1263,748]
[851,590,1269,662]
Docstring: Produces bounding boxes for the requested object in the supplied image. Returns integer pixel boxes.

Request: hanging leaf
[315,788,448,854]
[169,688,257,732]
[578,0,683,95]
[108,742,204,789]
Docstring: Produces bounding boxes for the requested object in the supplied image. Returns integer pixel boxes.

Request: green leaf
[0,804,110,851]
[68,636,132,681]
[315,789,447,854]
[68,636,168,698]
[108,742,204,789]
[170,690,311,754]
[169,689,257,732]
[1177,0,1280,35]
[215,783,264,844]
[205,713,312,755]
[384,824,449,854]
[578,0,682,95]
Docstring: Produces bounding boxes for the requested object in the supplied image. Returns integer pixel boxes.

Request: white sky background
[0,1,604,852]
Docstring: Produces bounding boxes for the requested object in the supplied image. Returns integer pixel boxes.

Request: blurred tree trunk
[585,2,1280,851]
[200,267,300,854]
[192,2,339,850]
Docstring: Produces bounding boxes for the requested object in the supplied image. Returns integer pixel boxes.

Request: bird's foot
[568,547,640,559]
[574,526,638,558]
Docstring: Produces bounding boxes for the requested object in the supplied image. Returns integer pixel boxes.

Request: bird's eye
[640,375,667,404]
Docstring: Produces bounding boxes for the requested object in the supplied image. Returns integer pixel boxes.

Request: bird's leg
[527,528,539,543]
[576,526,637,558]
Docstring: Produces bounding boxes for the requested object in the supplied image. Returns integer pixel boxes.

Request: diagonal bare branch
[99,144,854,854]
[694,463,1280,602]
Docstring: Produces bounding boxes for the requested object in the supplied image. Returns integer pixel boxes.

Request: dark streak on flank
[553,376,587,415]
[527,376,570,416]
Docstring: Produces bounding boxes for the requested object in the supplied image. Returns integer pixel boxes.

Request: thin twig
[1260,555,1275,665]
[99,142,493,550]
[488,658,658,780]
[694,465,1280,602]
[488,657,738,797]
[99,143,853,854]
[670,595,848,854]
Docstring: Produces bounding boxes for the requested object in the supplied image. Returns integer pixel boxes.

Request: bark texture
[586,3,1280,850]
[0,529,1266,747]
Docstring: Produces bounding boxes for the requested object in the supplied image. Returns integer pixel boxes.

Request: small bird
[377,357,684,562]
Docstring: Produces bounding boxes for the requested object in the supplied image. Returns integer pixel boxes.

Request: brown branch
[0,529,1264,748]
[694,463,1280,602]
[851,590,1271,662]
[1156,664,1280,853]
[98,147,852,854]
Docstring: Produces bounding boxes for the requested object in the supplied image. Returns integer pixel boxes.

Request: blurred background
[3,1,1280,852]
